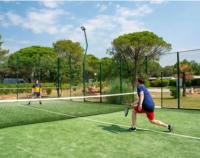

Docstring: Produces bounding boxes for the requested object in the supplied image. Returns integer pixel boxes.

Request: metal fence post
[161,72,163,108]
[177,52,180,109]
[119,56,123,104]
[182,72,186,97]
[69,53,72,100]
[57,57,60,97]
[16,54,19,100]
[99,61,102,103]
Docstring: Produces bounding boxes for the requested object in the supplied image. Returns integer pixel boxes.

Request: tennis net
[0,92,136,129]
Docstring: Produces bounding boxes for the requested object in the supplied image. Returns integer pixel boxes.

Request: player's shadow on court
[99,124,145,134]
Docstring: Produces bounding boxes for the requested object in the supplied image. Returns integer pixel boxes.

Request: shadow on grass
[99,124,146,134]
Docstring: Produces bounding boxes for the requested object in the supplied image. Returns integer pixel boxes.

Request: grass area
[0,108,199,158]
[154,94,200,109]
[0,100,124,129]
[150,90,200,109]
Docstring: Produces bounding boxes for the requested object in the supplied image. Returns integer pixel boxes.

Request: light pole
[81,26,88,102]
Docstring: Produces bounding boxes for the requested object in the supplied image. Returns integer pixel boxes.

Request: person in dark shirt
[126,77,172,132]
[28,80,42,105]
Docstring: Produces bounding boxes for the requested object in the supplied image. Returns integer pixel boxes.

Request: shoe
[39,101,42,105]
[168,124,173,132]
[124,107,129,117]
[129,127,137,132]
[27,102,30,105]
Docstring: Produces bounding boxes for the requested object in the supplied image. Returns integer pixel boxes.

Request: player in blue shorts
[125,77,173,132]
[27,80,42,105]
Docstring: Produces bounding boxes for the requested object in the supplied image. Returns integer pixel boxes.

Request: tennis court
[0,99,199,158]
[1,1,200,157]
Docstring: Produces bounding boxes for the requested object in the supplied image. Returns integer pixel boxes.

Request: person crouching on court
[129,77,172,132]
[28,79,42,105]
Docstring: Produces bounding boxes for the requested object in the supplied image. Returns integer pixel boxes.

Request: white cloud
[0,14,9,27]
[6,12,24,25]
[117,18,147,34]
[73,5,151,56]
[3,9,71,35]
[0,14,5,24]
[1,4,154,57]
[85,15,115,32]
[83,5,150,37]
[149,0,166,4]
[40,0,64,9]
[96,3,108,12]
[116,4,121,9]
[2,4,152,37]
[49,4,152,56]
[116,5,153,18]
[24,9,67,34]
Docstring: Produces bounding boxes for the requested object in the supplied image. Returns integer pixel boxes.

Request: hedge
[150,79,169,87]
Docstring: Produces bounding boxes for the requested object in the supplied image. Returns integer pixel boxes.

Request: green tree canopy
[111,31,171,87]
[162,65,175,77]
[86,54,99,80]
[101,57,116,81]
[53,40,84,59]
[147,60,162,77]
[190,60,200,75]
[8,46,56,82]
[162,59,200,77]
[53,40,84,85]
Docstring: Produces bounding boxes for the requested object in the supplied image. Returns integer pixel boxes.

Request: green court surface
[0,100,125,129]
[0,108,199,158]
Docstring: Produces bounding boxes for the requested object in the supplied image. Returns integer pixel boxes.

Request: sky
[0,0,200,66]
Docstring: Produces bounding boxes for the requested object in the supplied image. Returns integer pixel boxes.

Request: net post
[161,72,163,108]
[177,52,180,109]
[99,61,102,103]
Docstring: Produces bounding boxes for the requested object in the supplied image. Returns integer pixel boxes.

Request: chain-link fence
[145,49,200,110]
[1,48,199,109]
[0,53,135,105]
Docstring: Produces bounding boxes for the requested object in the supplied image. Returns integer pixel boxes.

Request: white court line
[83,118,200,141]
[22,105,200,141]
